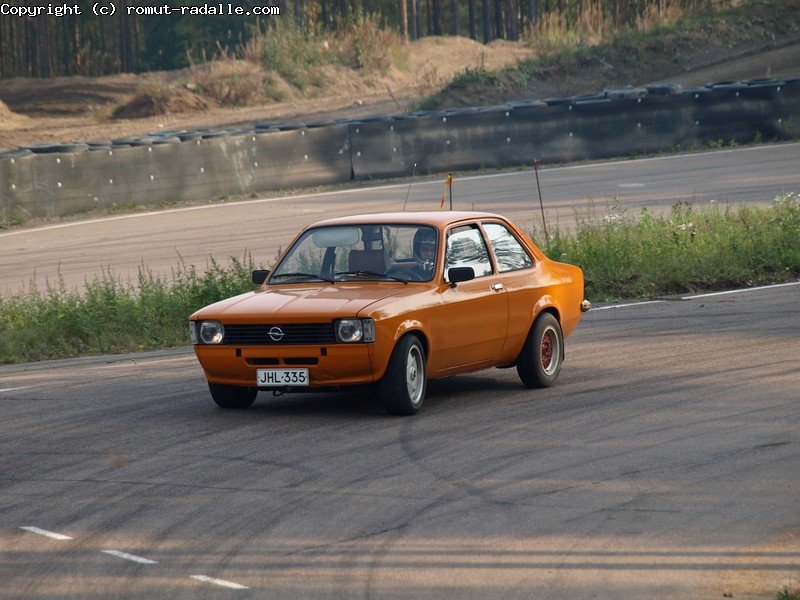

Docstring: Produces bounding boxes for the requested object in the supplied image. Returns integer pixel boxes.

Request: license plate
[256,368,309,387]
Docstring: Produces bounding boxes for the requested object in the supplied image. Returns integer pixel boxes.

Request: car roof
[307,211,508,229]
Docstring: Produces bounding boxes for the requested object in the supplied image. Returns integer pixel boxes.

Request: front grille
[224,323,336,345]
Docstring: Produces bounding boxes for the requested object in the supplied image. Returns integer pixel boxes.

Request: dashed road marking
[20,526,72,540]
[1,385,41,393]
[591,300,664,311]
[191,574,249,589]
[101,549,158,564]
[19,526,252,588]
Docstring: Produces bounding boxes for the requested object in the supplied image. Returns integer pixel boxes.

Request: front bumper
[194,343,377,388]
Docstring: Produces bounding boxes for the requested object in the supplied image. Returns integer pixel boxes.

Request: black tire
[380,335,427,415]
[208,382,257,409]
[517,313,564,388]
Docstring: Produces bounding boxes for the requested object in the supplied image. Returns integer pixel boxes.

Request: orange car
[190,211,590,415]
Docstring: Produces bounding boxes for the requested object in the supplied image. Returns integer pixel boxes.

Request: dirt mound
[111,88,210,119]
[0,99,31,130]
[0,35,535,152]
[0,14,798,153]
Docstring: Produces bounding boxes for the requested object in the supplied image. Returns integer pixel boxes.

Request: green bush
[778,587,800,600]
[0,255,259,364]
[251,20,325,90]
[2,196,799,364]
[541,194,800,301]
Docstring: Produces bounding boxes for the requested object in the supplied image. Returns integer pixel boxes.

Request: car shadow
[237,371,523,419]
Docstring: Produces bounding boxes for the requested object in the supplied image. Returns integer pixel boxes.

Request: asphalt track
[1,142,799,295]
[1,144,799,599]
[1,283,799,599]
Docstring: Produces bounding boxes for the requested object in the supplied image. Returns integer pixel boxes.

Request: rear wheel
[517,313,563,388]
[380,335,426,415]
[208,382,257,409]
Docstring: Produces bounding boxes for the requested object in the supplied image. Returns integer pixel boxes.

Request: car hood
[190,283,417,322]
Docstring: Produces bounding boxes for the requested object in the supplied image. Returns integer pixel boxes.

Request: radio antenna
[401,162,417,211]
[533,158,548,240]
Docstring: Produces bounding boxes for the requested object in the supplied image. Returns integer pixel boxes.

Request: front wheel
[517,313,564,388]
[208,382,257,409]
[379,335,427,415]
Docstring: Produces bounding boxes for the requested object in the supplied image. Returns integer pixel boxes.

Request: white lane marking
[681,280,800,300]
[591,301,664,311]
[0,385,41,393]
[191,575,249,590]
[2,142,795,238]
[20,527,248,589]
[618,183,646,188]
[591,281,800,310]
[20,526,73,540]
[101,549,158,564]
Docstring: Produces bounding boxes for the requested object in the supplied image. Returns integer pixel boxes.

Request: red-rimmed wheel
[517,312,563,388]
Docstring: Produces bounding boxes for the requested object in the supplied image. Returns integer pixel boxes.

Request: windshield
[270,223,439,283]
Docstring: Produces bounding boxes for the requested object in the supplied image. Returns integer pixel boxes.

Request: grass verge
[778,587,800,600]
[1,194,799,364]
[541,193,800,301]
[0,255,260,364]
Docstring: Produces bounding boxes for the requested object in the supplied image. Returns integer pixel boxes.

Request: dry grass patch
[112,82,209,119]
[191,59,272,106]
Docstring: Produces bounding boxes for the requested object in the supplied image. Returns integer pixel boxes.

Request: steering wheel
[385,267,424,282]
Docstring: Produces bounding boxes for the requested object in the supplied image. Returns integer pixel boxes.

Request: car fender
[368,318,428,382]
[530,294,561,326]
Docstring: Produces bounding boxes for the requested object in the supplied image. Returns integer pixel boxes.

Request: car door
[426,223,509,375]
[481,221,542,360]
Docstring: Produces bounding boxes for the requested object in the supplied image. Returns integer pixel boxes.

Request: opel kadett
[190,211,589,415]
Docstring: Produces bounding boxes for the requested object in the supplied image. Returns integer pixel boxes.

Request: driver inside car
[412,229,437,279]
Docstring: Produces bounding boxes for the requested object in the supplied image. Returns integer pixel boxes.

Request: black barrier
[694,85,768,144]
[420,107,518,173]
[569,98,643,160]
[431,107,516,172]
[249,123,353,189]
[774,78,800,139]
[2,78,799,220]
[504,101,573,164]
[349,118,408,179]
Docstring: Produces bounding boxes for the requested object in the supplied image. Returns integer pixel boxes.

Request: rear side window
[445,225,493,278]
[483,223,534,272]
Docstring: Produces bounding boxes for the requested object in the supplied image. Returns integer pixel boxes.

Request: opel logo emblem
[268,326,285,342]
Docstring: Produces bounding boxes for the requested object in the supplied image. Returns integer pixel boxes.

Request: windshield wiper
[271,272,335,283]
[335,271,408,284]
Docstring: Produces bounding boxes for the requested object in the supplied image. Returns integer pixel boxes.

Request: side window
[483,223,533,272]
[445,225,493,279]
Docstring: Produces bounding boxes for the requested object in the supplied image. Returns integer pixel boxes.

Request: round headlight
[199,320,225,344]
[335,319,363,343]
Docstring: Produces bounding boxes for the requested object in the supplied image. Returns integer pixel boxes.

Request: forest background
[2,0,725,78]
[5,0,799,155]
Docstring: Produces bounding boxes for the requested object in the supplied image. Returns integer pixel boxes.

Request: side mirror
[447,266,475,287]
[252,269,270,285]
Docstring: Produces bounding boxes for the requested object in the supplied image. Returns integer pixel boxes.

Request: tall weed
[542,194,800,300]
[246,20,326,89]
[328,14,400,72]
[0,254,259,364]
[2,197,799,364]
